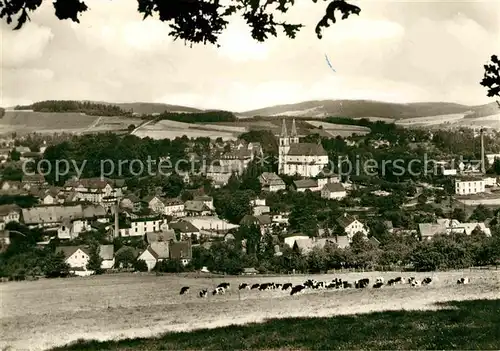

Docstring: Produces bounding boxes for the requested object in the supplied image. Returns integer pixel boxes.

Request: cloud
[322,18,405,42]
[215,18,274,62]
[1,23,54,68]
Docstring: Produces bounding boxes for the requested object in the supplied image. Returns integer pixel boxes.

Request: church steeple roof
[291,119,297,137]
[281,119,287,137]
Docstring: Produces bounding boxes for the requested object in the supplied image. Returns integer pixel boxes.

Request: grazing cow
[179,286,190,295]
[457,277,470,285]
[387,279,396,286]
[422,277,432,285]
[407,277,416,284]
[375,277,385,284]
[355,278,370,289]
[394,277,403,284]
[199,289,208,298]
[212,287,226,295]
[290,285,305,296]
[282,283,293,291]
[239,283,249,290]
[251,283,260,290]
[343,281,353,289]
[217,282,230,290]
[259,283,270,291]
[275,283,282,289]
[303,279,315,288]
[373,282,384,289]
[411,279,421,287]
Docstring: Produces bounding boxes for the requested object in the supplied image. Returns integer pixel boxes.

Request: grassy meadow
[52,298,500,350]
[1,270,499,350]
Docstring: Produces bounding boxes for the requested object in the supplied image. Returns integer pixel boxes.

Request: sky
[1,0,499,112]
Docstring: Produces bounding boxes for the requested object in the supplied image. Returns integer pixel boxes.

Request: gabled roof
[170,241,192,260]
[193,195,212,202]
[337,214,357,228]
[259,172,285,186]
[146,230,176,243]
[56,246,90,259]
[331,235,350,249]
[184,201,211,212]
[82,205,107,218]
[148,242,170,259]
[287,143,327,156]
[99,245,114,260]
[418,223,446,238]
[256,214,272,225]
[294,179,318,189]
[323,183,345,192]
[0,204,21,216]
[22,205,83,224]
[169,220,200,233]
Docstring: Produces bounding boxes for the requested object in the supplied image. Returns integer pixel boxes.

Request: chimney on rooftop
[480,128,486,174]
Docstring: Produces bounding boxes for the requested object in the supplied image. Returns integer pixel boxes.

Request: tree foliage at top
[480,55,500,107]
[0,0,361,46]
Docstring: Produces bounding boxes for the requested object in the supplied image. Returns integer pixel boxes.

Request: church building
[278,119,329,177]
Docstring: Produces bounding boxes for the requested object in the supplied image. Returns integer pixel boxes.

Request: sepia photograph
[1,0,500,350]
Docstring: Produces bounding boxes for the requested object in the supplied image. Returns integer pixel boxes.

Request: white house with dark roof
[293,179,320,192]
[184,200,213,216]
[278,119,329,177]
[337,214,369,240]
[259,172,286,192]
[164,198,185,217]
[137,242,170,271]
[169,220,200,240]
[321,183,347,200]
[56,246,92,276]
[455,177,486,195]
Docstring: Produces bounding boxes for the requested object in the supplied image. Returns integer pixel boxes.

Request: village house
[57,218,92,240]
[22,174,46,187]
[137,242,170,271]
[284,233,310,248]
[145,195,166,214]
[240,214,273,235]
[169,240,193,266]
[183,216,239,237]
[253,205,270,216]
[63,178,126,204]
[321,183,347,200]
[193,195,214,210]
[337,214,369,240]
[455,177,486,195]
[184,200,213,216]
[278,119,329,177]
[164,198,185,217]
[169,220,201,240]
[293,179,320,192]
[0,204,21,230]
[99,244,115,269]
[1,180,22,192]
[259,172,286,192]
[22,205,83,229]
[205,164,237,188]
[119,216,167,237]
[120,194,144,212]
[56,246,92,276]
[419,219,491,240]
[146,229,176,244]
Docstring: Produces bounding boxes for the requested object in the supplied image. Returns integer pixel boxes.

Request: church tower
[290,119,299,144]
[278,119,290,174]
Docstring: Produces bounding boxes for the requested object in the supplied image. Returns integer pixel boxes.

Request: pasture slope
[1,270,499,351]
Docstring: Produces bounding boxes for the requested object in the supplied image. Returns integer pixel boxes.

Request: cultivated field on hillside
[1,270,498,351]
[306,120,371,136]
[132,120,242,140]
[0,111,144,135]
[396,113,467,127]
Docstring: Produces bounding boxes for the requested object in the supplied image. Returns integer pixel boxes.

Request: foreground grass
[52,299,500,350]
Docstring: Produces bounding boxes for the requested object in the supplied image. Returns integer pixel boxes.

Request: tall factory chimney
[114,197,120,238]
[480,128,486,174]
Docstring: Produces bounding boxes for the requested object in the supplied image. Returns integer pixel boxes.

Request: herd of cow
[178,276,471,298]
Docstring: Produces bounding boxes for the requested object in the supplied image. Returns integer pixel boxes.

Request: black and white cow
[422,277,432,285]
[394,277,403,284]
[251,283,260,290]
[179,286,190,295]
[282,283,293,291]
[355,278,370,289]
[343,281,353,289]
[239,283,250,290]
[375,277,385,284]
[457,277,470,285]
[199,289,208,298]
[290,285,306,296]
[217,282,230,290]
[212,286,226,295]
[373,282,384,288]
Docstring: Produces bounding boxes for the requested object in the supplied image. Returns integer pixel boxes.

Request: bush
[134,259,149,272]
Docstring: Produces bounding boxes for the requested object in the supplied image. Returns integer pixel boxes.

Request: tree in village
[86,240,103,274]
[42,251,70,278]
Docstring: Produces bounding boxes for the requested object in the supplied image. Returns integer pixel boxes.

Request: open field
[0,111,143,135]
[1,270,499,351]
[305,120,371,136]
[53,299,500,350]
[396,113,467,127]
[132,120,243,140]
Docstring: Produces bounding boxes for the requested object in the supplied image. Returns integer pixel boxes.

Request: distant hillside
[113,102,203,115]
[240,100,492,119]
